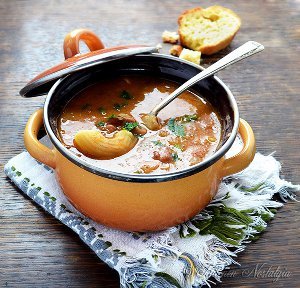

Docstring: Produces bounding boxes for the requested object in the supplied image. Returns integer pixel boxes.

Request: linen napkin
[4,137,299,288]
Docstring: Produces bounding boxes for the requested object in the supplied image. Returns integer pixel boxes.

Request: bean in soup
[58,75,221,174]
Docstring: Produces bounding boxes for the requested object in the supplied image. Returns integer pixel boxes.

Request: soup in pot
[58,75,222,174]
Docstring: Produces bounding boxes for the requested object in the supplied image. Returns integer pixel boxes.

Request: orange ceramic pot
[23,29,255,231]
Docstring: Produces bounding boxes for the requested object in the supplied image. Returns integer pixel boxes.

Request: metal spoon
[149,41,264,117]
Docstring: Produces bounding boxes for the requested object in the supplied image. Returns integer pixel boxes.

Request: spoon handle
[150,41,264,116]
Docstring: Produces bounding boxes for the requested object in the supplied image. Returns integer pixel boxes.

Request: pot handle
[24,109,56,169]
[221,118,256,177]
[63,28,105,59]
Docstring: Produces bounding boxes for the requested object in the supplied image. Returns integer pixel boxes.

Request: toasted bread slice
[178,6,241,55]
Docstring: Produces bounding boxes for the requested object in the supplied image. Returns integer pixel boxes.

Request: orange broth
[58,75,221,174]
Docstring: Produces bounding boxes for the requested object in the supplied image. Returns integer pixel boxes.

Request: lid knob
[63,28,105,59]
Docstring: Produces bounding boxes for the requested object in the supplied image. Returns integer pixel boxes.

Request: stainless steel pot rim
[43,53,239,183]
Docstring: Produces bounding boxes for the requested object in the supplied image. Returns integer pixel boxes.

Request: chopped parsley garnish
[108,114,116,119]
[113,103,122,111]
[96,121,105,127]
[171,152,180,162]
[183,114,198,122]
[81,103,91,110]
[123,122,139,131]
[152,140,163,146]
[120,90,133,100]
[167,118,185,137]
[98,107,106,115]
[113,102,127,111]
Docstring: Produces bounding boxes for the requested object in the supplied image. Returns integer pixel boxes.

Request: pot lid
[20,29,160,97]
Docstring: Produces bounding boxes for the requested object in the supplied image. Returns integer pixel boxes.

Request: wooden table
[0,1,299,287]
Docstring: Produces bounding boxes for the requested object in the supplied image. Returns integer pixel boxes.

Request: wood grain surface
[0,0,299,287]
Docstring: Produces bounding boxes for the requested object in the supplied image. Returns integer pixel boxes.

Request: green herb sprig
[108,114,116,119]
[96,121,105,127]
[123,122,139,131]
[98,107,106,115]
[113,103,127,111]
[120,90,133,100]
[167,118,185,137]
[171,152,180,162]
[182,114,198,122]
[152,140,164,146]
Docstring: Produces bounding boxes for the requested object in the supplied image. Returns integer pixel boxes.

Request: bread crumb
[162,31,179,44]
[169,45,183,57]
[179,48,201,65]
